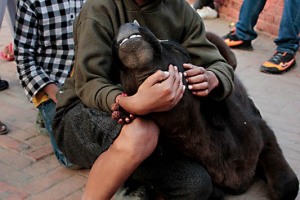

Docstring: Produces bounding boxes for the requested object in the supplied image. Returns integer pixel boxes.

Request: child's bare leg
[82,118,159,200]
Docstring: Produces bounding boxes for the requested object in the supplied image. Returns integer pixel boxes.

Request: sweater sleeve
[73,17,123,113]
[206,61,234,100]
[181,4,234,100]
[14,1,53,101]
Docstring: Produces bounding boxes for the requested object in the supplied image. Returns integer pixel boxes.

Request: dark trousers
[193,0,215,10]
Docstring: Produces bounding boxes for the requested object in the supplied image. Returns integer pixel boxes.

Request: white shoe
[197,6,218,19]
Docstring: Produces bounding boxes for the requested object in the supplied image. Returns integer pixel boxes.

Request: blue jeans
[235,0,300,54]
[38,100,77,168]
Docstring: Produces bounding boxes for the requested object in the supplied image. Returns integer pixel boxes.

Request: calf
[113,22,299,200]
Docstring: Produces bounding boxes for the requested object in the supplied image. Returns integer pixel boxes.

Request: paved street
[0,17,299,200]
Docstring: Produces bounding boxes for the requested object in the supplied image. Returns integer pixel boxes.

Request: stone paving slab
[0,17,299,200]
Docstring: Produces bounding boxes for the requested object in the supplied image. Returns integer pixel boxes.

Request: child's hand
[183,63,219,97]
[119,65,185,115]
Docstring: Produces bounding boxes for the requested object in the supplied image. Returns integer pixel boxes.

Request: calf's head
[114,22,190,95]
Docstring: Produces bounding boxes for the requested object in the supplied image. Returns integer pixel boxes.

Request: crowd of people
[0,0,299,199]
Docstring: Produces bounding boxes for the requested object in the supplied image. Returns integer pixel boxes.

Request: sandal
[0,121,8,135]
[0,42,14,62]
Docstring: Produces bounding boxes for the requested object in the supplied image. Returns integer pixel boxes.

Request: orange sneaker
[260,52,296,74]
[223,29,253,50]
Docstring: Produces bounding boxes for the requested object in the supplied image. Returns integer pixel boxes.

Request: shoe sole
[229,45,253,51]
[224,38,253,51]
[260,61,296,74]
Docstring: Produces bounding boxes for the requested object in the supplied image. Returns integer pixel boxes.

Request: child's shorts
[52,100,122,168]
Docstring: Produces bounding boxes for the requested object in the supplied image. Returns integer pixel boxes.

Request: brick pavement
[0,17,299,200]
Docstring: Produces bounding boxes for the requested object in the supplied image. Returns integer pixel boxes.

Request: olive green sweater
[56,0,234,113]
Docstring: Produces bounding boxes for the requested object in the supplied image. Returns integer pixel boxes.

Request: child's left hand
[183,63,219,97]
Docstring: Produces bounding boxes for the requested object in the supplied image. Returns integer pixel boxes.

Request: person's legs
[5,0,16,34]
[260,0,299,74]
[38,100,76,168]
[275,0,300,54]
[35,109,48,135]
[52,101,159,199]
[0,0,16,62]
[131,151,213,200]
[53,101,212,200]
[235,0,266,41]
[82,118,160,200]
[223,0,267,50]
[0,0,7,29]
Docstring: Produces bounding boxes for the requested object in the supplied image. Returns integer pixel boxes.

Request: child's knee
[113,118,159,161]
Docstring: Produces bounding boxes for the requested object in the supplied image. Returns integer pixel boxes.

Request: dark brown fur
[113,23,299,200]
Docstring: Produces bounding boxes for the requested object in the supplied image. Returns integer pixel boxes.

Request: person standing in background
[14,0,86,168]
[223,0,300,74]
[0,0,17,134]
[0,0,16,87]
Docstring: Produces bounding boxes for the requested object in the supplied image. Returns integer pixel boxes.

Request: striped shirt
[14,0,85,102]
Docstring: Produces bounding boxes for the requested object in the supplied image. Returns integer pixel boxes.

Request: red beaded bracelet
[111,93,135,124]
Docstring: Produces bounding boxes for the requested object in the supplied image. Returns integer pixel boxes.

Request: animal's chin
[118,38,155,69]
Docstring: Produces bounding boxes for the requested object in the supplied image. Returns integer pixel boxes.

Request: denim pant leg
[235,0,266,41]
[275,0,300,54]
[38,100,75,168]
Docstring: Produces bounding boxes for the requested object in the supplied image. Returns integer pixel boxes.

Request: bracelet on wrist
[111,93,135,124]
